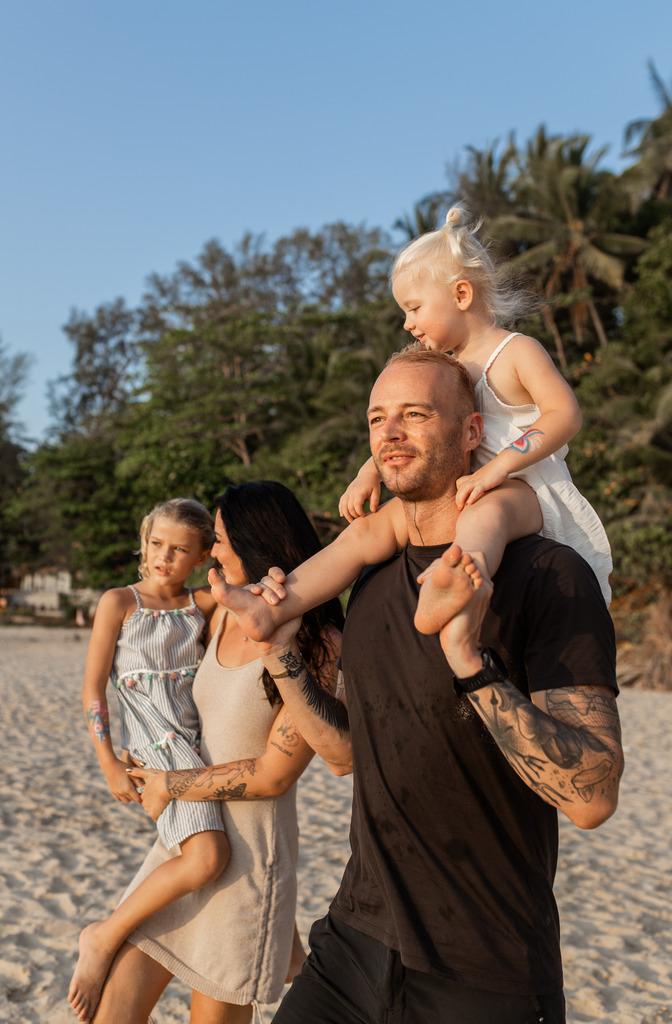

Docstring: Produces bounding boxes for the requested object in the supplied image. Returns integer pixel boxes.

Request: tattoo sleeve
[86,700,111,742]
[469,683,622,812]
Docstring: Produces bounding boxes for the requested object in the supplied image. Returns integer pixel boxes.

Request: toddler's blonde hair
[137,498,214,580]
[392,203,530,324]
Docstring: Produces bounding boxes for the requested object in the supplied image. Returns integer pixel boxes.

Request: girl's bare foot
[208,569,276,642]
[67,921,117,1023]
[414,545,483,635]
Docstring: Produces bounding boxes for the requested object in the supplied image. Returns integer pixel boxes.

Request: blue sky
[2,0,671,442]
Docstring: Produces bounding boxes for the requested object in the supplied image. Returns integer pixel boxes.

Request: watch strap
[453,647,507,695]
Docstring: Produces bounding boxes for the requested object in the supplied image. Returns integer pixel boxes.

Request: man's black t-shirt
[331,536,617,996]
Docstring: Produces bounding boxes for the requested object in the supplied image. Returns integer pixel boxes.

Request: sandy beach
[1,625,670,1023]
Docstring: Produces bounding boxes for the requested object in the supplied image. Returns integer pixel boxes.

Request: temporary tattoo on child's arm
[86,700,111,742]
[505,429,544,455]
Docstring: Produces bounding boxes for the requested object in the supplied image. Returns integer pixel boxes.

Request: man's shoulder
[495,534,609,618]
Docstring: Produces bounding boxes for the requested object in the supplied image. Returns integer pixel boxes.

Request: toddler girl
[68,499,228,1024]
[210,204,612,641]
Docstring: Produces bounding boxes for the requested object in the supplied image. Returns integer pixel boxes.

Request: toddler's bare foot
[414,545,483,635]
[67,921,116,1023]
[208,569,277,642]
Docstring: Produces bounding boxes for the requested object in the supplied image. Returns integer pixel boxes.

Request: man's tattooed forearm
[470,685,620,809]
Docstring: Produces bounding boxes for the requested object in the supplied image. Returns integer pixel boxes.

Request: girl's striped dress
[111,585,225,849]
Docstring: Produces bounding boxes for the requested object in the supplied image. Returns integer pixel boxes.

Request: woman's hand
[246,566,288,605]
[246,614,305,659]
[126,766,171,821]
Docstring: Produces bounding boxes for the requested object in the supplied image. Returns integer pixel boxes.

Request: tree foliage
[5,70,672,599]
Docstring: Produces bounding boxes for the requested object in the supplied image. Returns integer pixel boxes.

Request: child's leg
[414,481,541,635]
[210,498,408,642]
[286,921,307,982]
[454,479,542,579]
[68,830,229,1023]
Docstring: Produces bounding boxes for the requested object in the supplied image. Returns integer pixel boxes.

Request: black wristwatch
[453,647,507,696]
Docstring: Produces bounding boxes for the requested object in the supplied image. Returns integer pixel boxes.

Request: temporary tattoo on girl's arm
[505,429,544,455]
[86,700,110,742]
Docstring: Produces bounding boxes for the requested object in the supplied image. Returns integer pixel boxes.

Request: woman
[91,481,344,1024]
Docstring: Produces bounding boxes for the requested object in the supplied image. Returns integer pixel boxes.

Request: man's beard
[374,444,461,503]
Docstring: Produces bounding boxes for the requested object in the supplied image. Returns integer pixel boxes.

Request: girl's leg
[69,830,229,1023]
[415,481,541,635]
[91,941,172,1024]
[287,921,307,982]
[189,991,253,1024]
[211,498,408,641]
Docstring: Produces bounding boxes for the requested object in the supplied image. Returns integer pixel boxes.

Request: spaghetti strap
[127,584,142,610]
[483,332,520,375]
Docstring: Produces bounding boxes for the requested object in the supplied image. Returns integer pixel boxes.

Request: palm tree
[488,128,647,360]
[623,61,672,201]
[454,135,518,224]
[393,193,451,241]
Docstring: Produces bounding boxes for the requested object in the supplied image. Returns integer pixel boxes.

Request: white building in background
[13,569,100,617]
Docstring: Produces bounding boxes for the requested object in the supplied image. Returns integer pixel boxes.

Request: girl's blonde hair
[392,202,530,324]
[137,498,215,580]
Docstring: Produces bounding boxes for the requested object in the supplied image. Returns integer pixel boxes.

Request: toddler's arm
[457,336,582,509]
[82,589,142,804]
[211,498,408,643]
[339,456,383,522]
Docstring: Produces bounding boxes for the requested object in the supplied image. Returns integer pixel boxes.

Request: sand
[0,625,670,1023]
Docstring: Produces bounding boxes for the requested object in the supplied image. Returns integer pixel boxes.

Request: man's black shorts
[273,913,566,1024]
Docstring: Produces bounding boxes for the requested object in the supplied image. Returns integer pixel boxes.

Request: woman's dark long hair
[214,481,345,704]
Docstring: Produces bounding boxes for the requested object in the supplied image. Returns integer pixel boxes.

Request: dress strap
[483,332,520,375]
[127,584,142,610]
[186,587,197,608]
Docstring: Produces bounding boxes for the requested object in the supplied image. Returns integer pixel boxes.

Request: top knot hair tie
[444,206,464,230]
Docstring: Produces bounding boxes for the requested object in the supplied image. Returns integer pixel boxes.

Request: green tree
[570,220,672,592]
[489,128,646,363]
[623,61,672,202]
[0,339,32,585]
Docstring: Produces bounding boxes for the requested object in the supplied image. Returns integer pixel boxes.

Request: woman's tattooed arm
[272,651,349,734]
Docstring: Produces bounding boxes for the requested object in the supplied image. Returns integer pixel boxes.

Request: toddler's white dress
[473,333,612,604]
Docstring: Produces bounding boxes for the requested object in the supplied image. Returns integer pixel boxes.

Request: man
[244,345,624,1023]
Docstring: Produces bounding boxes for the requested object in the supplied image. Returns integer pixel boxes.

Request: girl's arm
[82,589,142,804]
[192,584,218,624]
[339,456,383,521]
[457,336,583,507]
[209,499,408,643]
[128,627,347,819]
